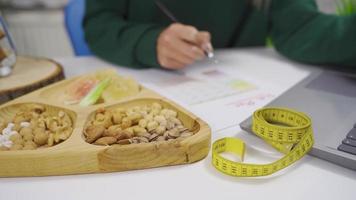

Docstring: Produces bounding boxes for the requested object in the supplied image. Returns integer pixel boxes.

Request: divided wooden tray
[0,73,211,177]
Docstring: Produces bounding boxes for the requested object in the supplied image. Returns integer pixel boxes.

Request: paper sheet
[144,68,257,105]
[139,51,310,131]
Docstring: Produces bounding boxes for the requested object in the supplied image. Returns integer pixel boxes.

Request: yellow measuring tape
[212,107,314,177]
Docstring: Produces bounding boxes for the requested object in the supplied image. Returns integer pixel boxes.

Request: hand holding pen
[155,1,215,69]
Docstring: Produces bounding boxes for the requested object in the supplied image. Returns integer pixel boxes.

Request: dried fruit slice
[102,76,139,102]
[64,76,98,105]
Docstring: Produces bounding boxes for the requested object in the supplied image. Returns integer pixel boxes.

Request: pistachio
[154,115,166,124]
[167,130,180,139]
[177,125,188,133]
[180,132,193,138]
[138,137,149,143]
[150,109,160,116]
[149,133,159,142]
[138,119,148,128]
[147,121,159,132]
[136,132,151,139]
[166,121,175,130]
[155,126,166,135]
[156,136,166,142]
[130,137,140,144]
[144,114,154,121]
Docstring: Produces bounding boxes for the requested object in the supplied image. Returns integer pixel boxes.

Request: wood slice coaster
[0,56,64,104]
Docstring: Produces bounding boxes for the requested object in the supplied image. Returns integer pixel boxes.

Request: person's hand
[157,23,212,69]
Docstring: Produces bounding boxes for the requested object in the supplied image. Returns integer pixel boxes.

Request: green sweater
[84,0,356,69]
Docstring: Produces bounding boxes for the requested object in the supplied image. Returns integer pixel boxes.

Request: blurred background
[0,0,341,58]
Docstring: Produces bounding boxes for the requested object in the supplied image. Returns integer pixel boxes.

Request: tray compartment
[0,103,76,151]
[39,73,143,106]
[82,98,211,172]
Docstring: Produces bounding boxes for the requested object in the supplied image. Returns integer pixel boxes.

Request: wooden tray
[0,74,211,177]
[0,56,64,104]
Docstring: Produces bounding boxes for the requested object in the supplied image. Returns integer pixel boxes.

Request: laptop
[240,68,356,170]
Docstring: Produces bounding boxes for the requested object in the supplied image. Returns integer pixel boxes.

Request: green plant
[336,0,356,15]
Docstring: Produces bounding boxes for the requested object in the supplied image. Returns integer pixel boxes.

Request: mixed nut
[84,102,194,146]
[0,104,73,151]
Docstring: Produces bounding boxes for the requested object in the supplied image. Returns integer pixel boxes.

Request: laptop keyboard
[338,126,356,155]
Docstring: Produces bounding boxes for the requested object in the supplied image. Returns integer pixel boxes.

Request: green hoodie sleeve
[270,0,356,67]
[83,0,164,68]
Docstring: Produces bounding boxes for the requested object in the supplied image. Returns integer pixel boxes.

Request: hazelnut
[23,131,34,141]
[34,132,49,146]
[33,127,46,136]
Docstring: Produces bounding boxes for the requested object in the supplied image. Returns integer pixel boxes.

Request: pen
[155,0,215,59]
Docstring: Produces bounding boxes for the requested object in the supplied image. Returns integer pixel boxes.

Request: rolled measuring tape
[212,107,314,177]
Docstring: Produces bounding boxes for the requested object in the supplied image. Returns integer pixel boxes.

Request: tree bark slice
[0,56,64,104]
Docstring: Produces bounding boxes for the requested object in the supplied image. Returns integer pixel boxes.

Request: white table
[1,48,355,200]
